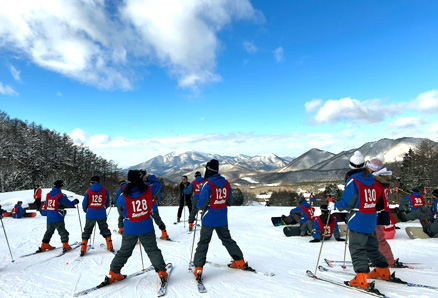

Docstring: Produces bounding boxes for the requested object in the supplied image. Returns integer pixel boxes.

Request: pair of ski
[308,264,438,297]
[73,263,173,297]
[20,241,80,258]
[325,258,430,270]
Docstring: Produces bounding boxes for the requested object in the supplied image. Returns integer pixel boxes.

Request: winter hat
[349,151,365,169]
[140,169,147,177]
[372,167,392,176]
[90,176,100,183]
[299,196,306,204]
[411,188,420,193]
[432,189,438,197]
[127,170,142,184]
[182,175,188,180]
[320,204,329,212]
[195,171,201,177]
[206,159,219,173]
[119,180,126,186]
[367,157,384,172]
[54,180,64,188]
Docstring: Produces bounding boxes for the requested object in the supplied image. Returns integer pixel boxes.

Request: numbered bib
[409,195,425,209]
[46,193,63,211]
[208,180,230,210]
[300,205,316,221]
[87,188,106,209]
[316,217,335,237]
[374,181,390,212]
[124,189,152,222]
[193,180,204,194]
[351,178,382,214]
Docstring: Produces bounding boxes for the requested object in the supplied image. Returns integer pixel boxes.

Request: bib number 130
[364,189,376,203]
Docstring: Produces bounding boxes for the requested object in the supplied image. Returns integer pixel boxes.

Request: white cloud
[389,116,424,128]
[304,99,322,112]
[0,1,262,91]
[0,82,18,95]
[310,97,398,124]
[273,47,284,62]
[9,65,21,82]
[69,128,89,144]
[89,134,112,146]
[410,90,438,112]
[243,41,257,54]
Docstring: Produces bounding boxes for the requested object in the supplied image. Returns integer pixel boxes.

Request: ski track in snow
[1,190,438,297]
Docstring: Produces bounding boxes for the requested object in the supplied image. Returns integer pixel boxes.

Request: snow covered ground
[1,190,438,298]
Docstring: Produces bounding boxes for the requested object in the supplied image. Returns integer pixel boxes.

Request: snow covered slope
[0,190,437,298]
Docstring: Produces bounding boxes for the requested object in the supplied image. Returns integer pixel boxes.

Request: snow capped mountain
[276,148,335,172]
[127,150,291,178]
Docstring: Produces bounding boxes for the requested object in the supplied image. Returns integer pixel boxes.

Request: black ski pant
[405,207,430,221]
[177,195,192,219]
[42,221,69,243]
[349,230,388,273]
[284,213,301,225]
[35,198,42,211]
[193,225,243,268]
[188,200,199,224]
[110,229,166,274]
[82,217,111,240]
[151,211,166,231]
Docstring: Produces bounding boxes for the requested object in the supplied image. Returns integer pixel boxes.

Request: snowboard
[405,227,430,239]
[283,226,301,237]
[2,212,37,218]
[271,217,286,226]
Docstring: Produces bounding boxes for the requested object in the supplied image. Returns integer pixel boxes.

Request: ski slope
[0,190,437,298]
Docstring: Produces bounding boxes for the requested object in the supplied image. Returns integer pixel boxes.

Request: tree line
[0,110,121,195]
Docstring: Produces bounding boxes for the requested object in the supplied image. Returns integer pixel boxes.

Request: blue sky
[1,0,438,168]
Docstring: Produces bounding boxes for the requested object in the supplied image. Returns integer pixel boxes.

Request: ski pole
[92,222,97,249]
[183,198,186,229]
[342,228,350,269]
[139,240,145,270]
[1,217,14,262]
[188,214,199,271]
[313,208,334,276]
[76,205,83,235]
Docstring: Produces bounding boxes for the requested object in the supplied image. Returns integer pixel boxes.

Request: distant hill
[276,148,335,172]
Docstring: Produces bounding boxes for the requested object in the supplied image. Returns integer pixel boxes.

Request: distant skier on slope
[39,180,79,252]
[103,170,168,285]
[309,204,344,242]
[80,176,113,256]
[332,156,397,290]
[33,185,42,211]
[281,196,315,236]
[192,159,251,280]
[184,171,204,231]
[177,175,192,222]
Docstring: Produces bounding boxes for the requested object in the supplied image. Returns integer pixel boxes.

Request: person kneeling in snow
[309,204,344,242]
[281,196,315,236]
[12,201,26,218]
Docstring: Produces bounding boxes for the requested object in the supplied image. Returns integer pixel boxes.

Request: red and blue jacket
[12,204,25,218]
[46,187,78,223]
[82,183,110,220]
[289,201,315,224]
[145,175,161,213]
[312,215,340,240]
[196,174,232,228]
[184,176,205,202]
[117,179,161,236]
[336,172,381,234]
[113,183,127,204]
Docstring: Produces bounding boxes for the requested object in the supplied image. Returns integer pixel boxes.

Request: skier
[423,189,438,237]
[309,193,315,206]
[34,185,42,211]
[39,180,79,252]
[177,175,192,222]
[281,196,315,236]
[397,188,429,222]
[332,156,395,290]
[11,201,26,218]
[373,165,403,267]
[184,171,204,231]
[144,172,170,240]
[309,204,344,242]
[113,180,127,234]
[80,176,113,256]
[193,159,251,280]
[104,170,168,284]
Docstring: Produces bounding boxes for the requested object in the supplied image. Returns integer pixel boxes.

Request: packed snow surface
[1,190,437,298]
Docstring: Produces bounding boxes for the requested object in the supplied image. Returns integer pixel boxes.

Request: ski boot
[348,272,369,289]
[118,227,123,234]
[369,267,390,280]
[106,271,125,284]
[229,259,246,269]
[38,242,54,252]
[106,237,114,252]
[194,267,203,281]
[80,240,88,256]
[189,223,193,231]
[160,229,169,240]
[158,270,168,284]
[62,242,72,252]
[177,217,180,223]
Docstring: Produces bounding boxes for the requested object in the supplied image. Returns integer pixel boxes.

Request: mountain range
[126,137,434,184]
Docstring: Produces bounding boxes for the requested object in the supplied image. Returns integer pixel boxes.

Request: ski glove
[73,199,80,204]
[336,238,345,242]
[309,239,320,243]
[328,202,336,212]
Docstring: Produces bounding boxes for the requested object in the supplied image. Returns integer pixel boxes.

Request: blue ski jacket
[145,175,161,212]
[82,183,110,220]
[335,172,377,234]
[184,176,205,202]
[113,183,127,204]
[196,174,233,228]
[290,201,313,224]
[46,187,78,223]
[12,204,25,218]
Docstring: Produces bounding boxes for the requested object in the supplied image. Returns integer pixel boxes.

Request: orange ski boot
[158,271,168,283]
[160,230,169,240]
[39,242,54,252]
[194,267,203,280]
[107,270,125,283]
[229,259,246,269]
[369,267,390,280]
[106,237,114,252]
[80,240,88,256]
[348,272,370,289]
[62,242,72,252]
[118,227,123,234]
[189,223,193,231]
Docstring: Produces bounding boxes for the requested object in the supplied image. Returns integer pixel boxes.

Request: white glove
[328,202,336,212]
